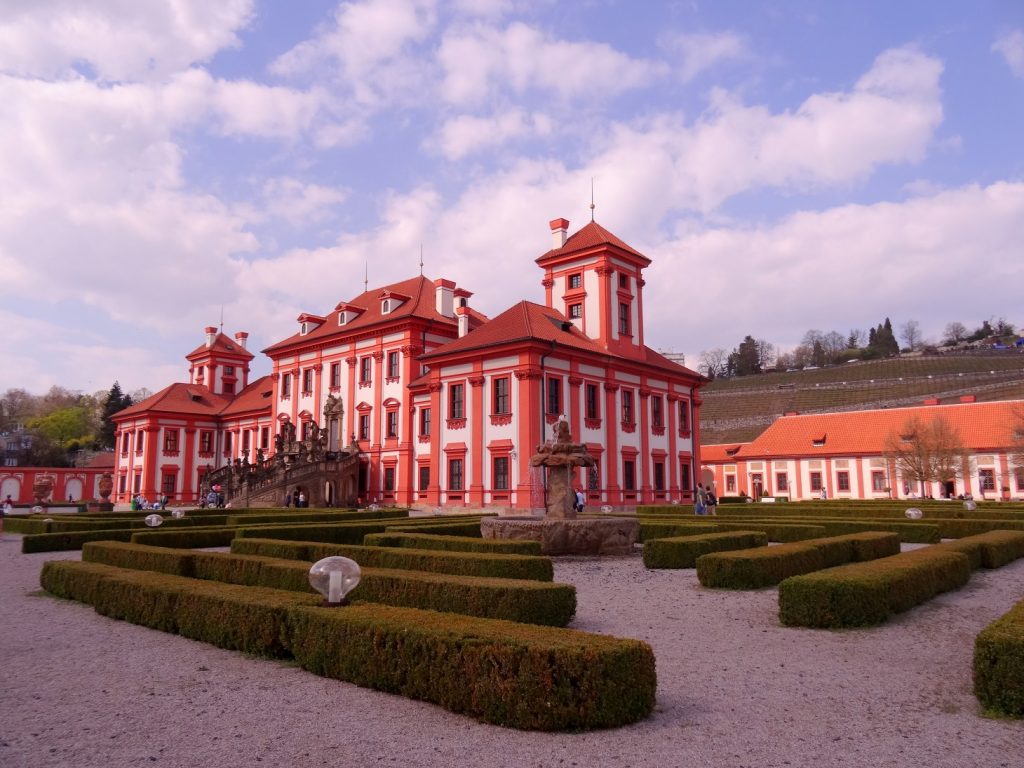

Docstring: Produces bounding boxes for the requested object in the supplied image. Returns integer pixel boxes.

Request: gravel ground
[1,535,1022,768]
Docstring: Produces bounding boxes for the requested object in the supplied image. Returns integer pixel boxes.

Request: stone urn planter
[33,476,54,507]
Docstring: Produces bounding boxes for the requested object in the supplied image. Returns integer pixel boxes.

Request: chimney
[434,278,455,318]
[455,305,470,338]
[204,326,217,347]
[959,394,976,403]
[234,331,248,349]
[549,218,569,249]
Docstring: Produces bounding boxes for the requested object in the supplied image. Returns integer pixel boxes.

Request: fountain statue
[480,416,639,555]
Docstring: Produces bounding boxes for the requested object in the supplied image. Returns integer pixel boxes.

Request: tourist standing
[575,487,585,514]
[284,491,292,508]
[695,483,707,515]
[297,491,306,508]
[705,487,718,515]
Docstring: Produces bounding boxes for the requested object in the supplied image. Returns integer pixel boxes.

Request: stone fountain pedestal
[481,515,639,555]
[480,417,639,556]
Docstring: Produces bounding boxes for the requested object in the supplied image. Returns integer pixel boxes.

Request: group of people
[130,494,169,511]
[284,490,308,508]
[695,483,718,515]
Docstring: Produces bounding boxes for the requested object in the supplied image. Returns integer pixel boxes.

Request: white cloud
[662,31,746,81]
[433,109,552,159]
[0,0,254,81]
[260,177,348,226]
[993,30,1024,78]
[438,21,666,105]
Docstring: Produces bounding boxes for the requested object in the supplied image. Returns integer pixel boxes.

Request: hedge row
[778,547,972,628]
[935,530,1024,571]
[83,542,575,626]
[21,528,136,553]
[642,531,767,569]
[974,596,1024,717]
[384,520,485,537]
[713,521,828,542]
[696,532,901,589]
[233,516,484,545]
[40,561,654,730]
[364,532,542,556]
[230,538,554,581]
[704,516,940,544]
[638,521,719,541]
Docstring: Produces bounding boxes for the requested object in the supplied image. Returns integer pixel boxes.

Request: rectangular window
[872,471,887,492]
[383,467,395,491]
[654,462,665,491]
[359,414,370,440]
[680,463,691,491]
[568,273,581,289]
[223,366,234,376]
[618,274,628,289]
[419,466,430,491]
[618,303,630,335]
[387,351,400,379]
[222,381,234,395]
[1015,467,1024,491]
[360,357,372,384]
[300,369,311,394]
[200,431,212,454]
[260,426,269,450]
[162,473,176,496]
[651,396,663,428]
[136,430,144,452]
[449,383,465,419]
[121,432,130,454]
[133,473,142,493]
[281,373,291,398]
[585,383,599,420]
[119,475,127,493]
[588,462,600,491]
[493,457,509,490]
[493,377,510,414]
[449,458,464,491]
[623,460,636,491]
[776,473,788,492]
[979,469,996,492]
[621,390,634,424]
[242,431,251,453]
[330,362,341,388]
[386,411,398,438]
[837,471,850,492]
[679,401,690,433]
[569,303,581,318]
[161,429,176,454]
[810,471,823,491]
[726,474,736,493]
[546,377,561,415]
[420,407,431,437]
[224,431,233,456]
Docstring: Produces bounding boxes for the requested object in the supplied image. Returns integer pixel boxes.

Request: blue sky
[2,0,1022,396]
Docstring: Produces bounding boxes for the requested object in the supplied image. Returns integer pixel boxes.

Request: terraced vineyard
[700,353,1024,444]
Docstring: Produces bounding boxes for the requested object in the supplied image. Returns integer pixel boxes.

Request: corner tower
[186,327,254,395]
[536,218,651,361]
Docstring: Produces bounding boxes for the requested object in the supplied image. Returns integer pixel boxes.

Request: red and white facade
[115,218,706,508]
[701,399,1024,501]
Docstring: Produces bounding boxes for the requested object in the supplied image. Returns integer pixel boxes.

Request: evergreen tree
[727,335,763,376]
[98,382,133,449]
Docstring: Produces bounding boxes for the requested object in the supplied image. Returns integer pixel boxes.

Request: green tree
[27,406,93,451]
[98,382,133,449]
[727,335,763,376]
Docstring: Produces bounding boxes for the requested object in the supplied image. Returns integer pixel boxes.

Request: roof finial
[419,244,424,276]
[364,261,368,292]
[590,177,595,222]
[219,305,224,333]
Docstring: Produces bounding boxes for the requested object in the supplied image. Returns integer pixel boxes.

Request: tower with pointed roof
[536,218,651,361]
[186,327,254,396]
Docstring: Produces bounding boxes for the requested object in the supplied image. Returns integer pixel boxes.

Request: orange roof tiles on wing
[219,376,274,416]
[700,444,749,462]
[740,400,1023,458]
[114,383,233,419]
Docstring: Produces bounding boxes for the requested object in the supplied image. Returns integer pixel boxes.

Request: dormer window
[812,434,827,447]
[458,297,468,308]
[339,313,347,325]
[382,299,392,314]
[301,322,310,335]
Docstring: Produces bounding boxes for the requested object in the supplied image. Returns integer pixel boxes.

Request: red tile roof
[538,220,649,263]
[700,444,748,462]
[83,452,116,469]
[186,332,254,361]
[264,276,473,354]
[737,400,1023,458]
[114,383,233,419]
[219,376,274,416]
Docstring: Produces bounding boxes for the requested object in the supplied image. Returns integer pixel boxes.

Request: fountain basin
[481,516,639,556]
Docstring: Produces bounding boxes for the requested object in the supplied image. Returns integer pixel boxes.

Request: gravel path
[1,535,1022,768]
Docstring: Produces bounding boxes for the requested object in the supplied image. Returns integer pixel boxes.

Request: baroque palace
[111,218,706,509]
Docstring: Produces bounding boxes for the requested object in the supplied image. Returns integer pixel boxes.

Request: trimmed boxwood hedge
[705,516,940,544]
[696,532,900,589]
[364,532,543,556]
[231,538,554,581]
[642,531,767,569]
[40,561,654,730]
[83,541,196,576]
[935,530,1024,570]
[974,597,1024,717]
[638,521,719,541]
[713,522,827,542]
[384,521,485,537]
[130,527,239,549]
[22,529,135,553]
[778,547,972,628]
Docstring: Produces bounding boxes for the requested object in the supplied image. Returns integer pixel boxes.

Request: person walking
[695,483,707,515]
[705,487,718,515]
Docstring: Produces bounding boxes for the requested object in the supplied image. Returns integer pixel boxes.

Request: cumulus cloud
[260,178,348,226]
[662,31,747,81]
[0,0,254,81]
[433,109,552,159]
[993,30,1024,78]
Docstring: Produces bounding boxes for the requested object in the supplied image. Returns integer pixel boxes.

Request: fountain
[480,417,639,555]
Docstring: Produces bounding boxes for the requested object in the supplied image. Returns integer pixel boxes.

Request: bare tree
[943,321,967,345]
[756,339,776,371]
[698,348,728,380]
[899,320,922,351]
[822,331,846,363]
[884,415,969,497]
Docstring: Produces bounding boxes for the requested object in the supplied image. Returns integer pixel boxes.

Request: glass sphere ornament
[904,508,922,520]
[32,506,44,514]
[600,504,613,514]
[308,556,361,606]
[964,500,977,511]
[369,503,380,512]
[144,514,164,527]
[171,509,185,519]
